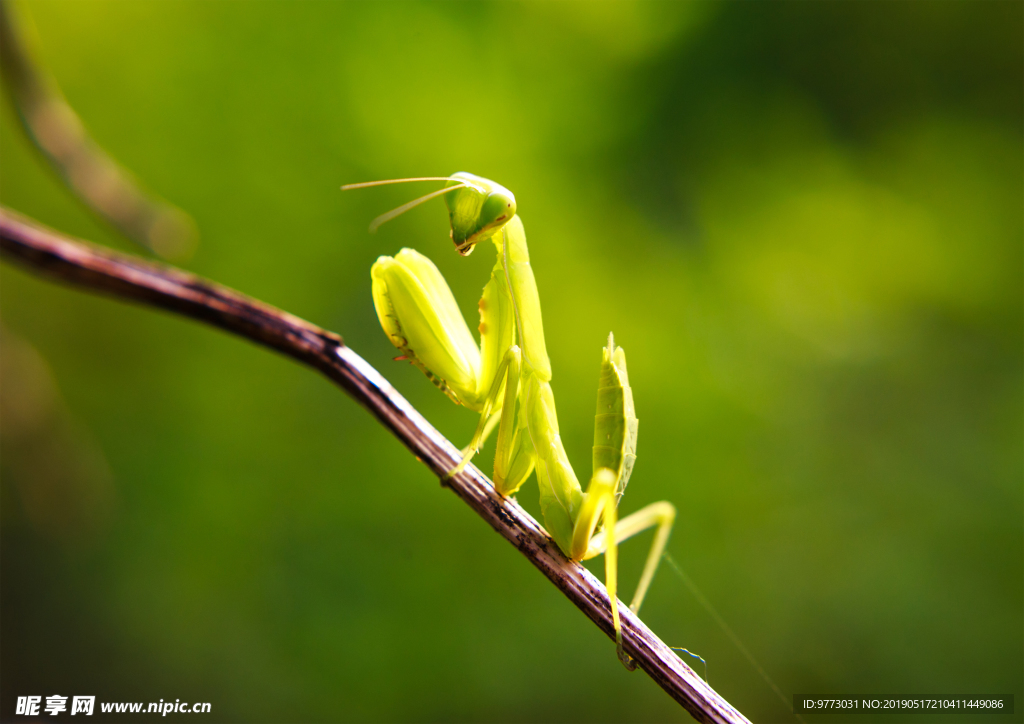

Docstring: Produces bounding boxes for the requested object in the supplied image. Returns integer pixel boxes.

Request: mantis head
[444,173,516,256]
[342,172,516,257]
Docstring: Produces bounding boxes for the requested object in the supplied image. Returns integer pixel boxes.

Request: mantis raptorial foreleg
[347,173,677,668]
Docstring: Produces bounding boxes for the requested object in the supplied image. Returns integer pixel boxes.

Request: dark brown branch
[0,207,751,724]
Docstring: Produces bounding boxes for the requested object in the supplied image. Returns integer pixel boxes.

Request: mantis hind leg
[572,482,676,670]
[626,503,677,615]
[570,469,634,669]
[585,501,676,615]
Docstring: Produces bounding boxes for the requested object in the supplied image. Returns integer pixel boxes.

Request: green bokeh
[1,2,1020,722]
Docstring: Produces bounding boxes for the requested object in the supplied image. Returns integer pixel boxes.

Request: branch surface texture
[0,207,751,724]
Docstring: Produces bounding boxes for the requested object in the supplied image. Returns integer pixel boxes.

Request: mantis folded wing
[347,172,676,668]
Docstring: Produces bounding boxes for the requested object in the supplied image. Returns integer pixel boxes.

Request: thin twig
[0,1,197,259]
[0,207,751,724]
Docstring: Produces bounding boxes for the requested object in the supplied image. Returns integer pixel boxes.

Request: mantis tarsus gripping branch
[344,173,678,668]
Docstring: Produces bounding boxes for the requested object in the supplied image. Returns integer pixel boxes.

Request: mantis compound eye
[480,191,516,228]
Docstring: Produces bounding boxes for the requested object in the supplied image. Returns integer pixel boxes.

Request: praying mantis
[343,173,676,668]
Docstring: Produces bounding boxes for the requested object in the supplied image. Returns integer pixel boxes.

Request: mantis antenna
[366,184,468,233]
[341,176,484,233]
[340,177,456,190]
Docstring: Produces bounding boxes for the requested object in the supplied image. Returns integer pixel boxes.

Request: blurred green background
[1,2,1021,722]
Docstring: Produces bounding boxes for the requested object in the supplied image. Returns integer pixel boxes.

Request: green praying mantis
[343,173,676,668]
